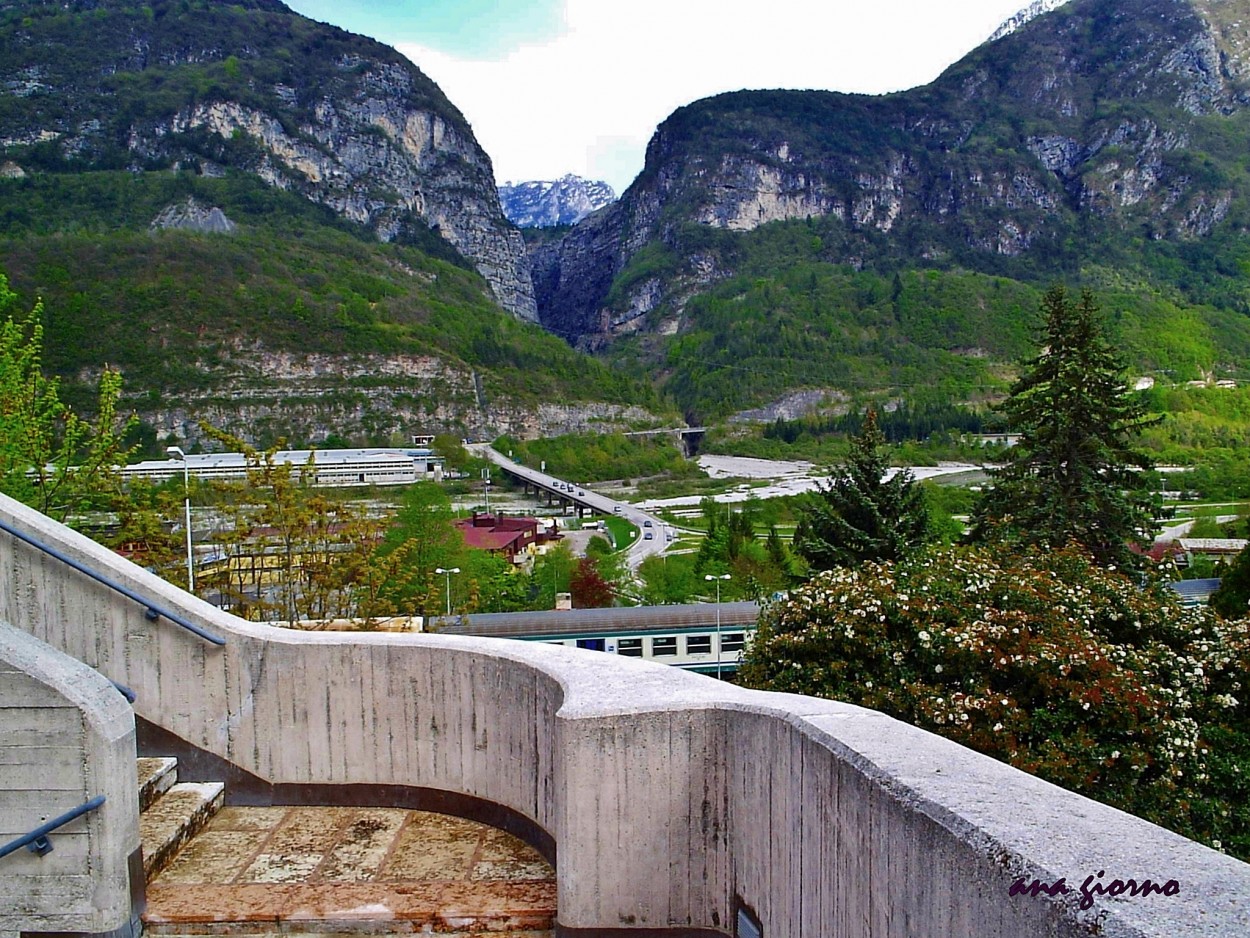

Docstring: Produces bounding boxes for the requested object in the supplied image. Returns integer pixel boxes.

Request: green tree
[105,476,186,581]
[0,274,136,521]
[638,553,699,605]
[1210,545,1250,620]
[371,482,466,616]
[199,428,389,622]
[792,408,930,570]
[531,543,577,610]
[971,286,1159,568]
[453,550,530,614]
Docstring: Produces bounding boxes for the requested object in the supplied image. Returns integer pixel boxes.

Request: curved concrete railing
[0,492,1246,937]
[0,619,140,938]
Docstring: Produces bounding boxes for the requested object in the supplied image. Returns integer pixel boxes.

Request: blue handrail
[0,795,106,860]
[0,517,225,646]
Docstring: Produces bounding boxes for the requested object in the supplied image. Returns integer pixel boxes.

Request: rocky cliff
[535,0,1250,344]
[136,345,658,447]
[498,174,616,227]
[0,0,536,320]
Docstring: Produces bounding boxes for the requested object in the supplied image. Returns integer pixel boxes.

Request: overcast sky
[283,1,1050,195]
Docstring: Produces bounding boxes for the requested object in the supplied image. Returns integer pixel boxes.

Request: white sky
[305,1,1054,194]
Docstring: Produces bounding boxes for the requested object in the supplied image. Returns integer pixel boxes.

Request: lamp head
[166,446,186,459]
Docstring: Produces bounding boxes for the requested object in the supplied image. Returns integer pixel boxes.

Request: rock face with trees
[532,0,1250,419]
[0,4,674,446]
[0,0,534,320]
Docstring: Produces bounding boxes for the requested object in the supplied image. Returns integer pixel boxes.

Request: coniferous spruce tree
[793,408,930,570]
[970,285,1158,569]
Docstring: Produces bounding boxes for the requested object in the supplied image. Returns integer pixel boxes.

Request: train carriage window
[721,632,746,652]
[686,635,712,655]
[652,636,677,656]
[618,638,644,657]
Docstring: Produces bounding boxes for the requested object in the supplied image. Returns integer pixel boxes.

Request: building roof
[1166,579,1222,605]
[458,526,528,552]
[125,448,421,474]
[454,513,558,555]
[1177,538,1249,553]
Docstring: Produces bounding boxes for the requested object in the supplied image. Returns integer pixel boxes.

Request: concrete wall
[1,492,1247,937]
[0,620,140,937]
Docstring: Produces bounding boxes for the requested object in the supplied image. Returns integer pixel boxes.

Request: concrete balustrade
[0,620,140,938]
[1,492,1247,937]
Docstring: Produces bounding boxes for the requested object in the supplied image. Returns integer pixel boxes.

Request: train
[434,601,762,675]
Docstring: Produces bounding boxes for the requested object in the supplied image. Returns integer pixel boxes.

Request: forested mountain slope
[0,1,669,445]
[534,0,1250,419]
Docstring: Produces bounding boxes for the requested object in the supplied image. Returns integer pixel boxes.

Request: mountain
[531,0,1250,419]
[0,0,535,321]
[987,0,1072,42]
[0,0,668,446]
[498,174,616,227]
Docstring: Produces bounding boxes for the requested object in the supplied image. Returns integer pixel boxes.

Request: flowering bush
[739,545,1250,858]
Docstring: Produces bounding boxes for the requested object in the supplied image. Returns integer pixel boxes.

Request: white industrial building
[121,448,443,488]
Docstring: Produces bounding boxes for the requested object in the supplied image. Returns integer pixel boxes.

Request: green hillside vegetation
[492,432,699,484]
[592,0,1250,420]
[607,213,1250,421]
[0,172,659,423]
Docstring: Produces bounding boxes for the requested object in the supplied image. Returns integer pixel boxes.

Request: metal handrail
[0,795,106,860]
[0,517,225,646]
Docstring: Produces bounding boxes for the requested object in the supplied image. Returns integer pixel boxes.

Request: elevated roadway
[466,443,669,568]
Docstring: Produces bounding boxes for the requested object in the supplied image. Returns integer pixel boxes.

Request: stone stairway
[137,756,226,881]
[134,757,556,936]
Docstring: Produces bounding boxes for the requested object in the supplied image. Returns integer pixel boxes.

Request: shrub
[740,545,1250,858]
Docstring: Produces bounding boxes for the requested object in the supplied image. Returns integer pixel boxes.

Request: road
[640,456,986,510]
[466,444,670,569]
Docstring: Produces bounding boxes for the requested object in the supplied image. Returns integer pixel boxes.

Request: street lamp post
[166,446,194,593]
[435,567,460,617]
[704,573,731,680]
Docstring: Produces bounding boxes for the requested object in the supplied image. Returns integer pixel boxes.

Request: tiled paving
[143,806,556,936]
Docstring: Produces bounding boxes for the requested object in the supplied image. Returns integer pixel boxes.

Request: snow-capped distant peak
[498,174,617,228]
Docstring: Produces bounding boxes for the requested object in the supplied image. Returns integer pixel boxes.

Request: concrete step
[142,806,556,936]
[146,932,554,937]
[137,756,179,812]
[140,781,226,881]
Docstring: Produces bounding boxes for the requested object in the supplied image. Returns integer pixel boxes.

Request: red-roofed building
[455,513,561,567]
